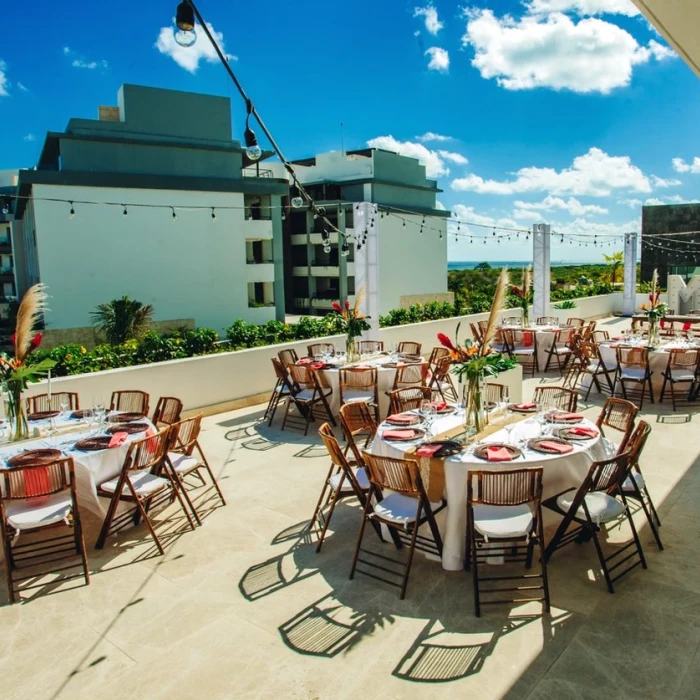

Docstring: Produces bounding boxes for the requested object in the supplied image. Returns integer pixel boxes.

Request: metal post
[532,223,551,319]
[622,232,638,317]
[353,202,380,339]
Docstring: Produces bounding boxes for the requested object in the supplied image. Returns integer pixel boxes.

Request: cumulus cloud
[651,175,681,188]
[450,204,520,232]
[63,47,108,70]
[416,132,453,143]
[23,134,35,142]
[672,157,700,174]
[451,147,653,197]
[17,81,28,92]
[0,60,9,97]
[462,9,672,94]
[526,0,640,16]
[513,208,544,221]
[155,22,235,73]
[618,198,642,208]
[552,217,640,236]
[645,195,699,205]
[367,135,468,178]
[514,195,609,216]
[425,47,450,72]
[413,5,444,35]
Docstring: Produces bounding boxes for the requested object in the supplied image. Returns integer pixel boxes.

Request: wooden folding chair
[339,366,379,421]
[596,397,638,454]
[659,349,700,410]
[339,402,377,463]
[265,358,294,425]
[470,322,483,344]
[350,453,446,599]
[613,347,654,408]
[579,340,615,400]
[388,386,432,415]
[307,343,335,357]
[536,316,558,326]
[503,329,538,378]
[466,467,550,617]
[164,415,226,526]
[391,361,429,391]
[484,382,505,410]
[543,454,647,593]
[566,317,585,328]
[310,423,380,553]
[278,348,299,368]
[356,340,383,354]
[397,341,422,355]
[0,457,89,603]
[282,365,336,435]
[590,330,610,343]
[26,392,80,414]
[543,328,574,374]
[427,356,458,403]
[110,390,150,415]
[152,396,183,427]
[582,321,597,341]
[533,386,578,412]
[95,429,195,554]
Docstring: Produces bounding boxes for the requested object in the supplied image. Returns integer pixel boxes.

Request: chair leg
[95,490,123,549]
[0,522,16,603]
[349,489,374,580]
[315,485,343,553]
[399,513,421,600]
[470,520,481,617]
[633,485,663,550]
[72,508,91,587]
[537,514,551,613]
[590,526,614,593]
[133,494,166,556]
[621,493,647,570]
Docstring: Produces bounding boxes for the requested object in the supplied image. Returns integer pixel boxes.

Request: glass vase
[522,307,530,328]
[346,335,360,364]
[4,381,28,442]
[647,319,659,348]
[465,374,486,434]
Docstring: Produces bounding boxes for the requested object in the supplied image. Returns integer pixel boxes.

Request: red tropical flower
[10,333,16,347]
[437,333,456,351]
[331,301,342,313]
[344,299,350,310]
[29,332,43,351]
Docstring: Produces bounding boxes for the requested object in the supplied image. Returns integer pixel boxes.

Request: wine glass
[420,400,436,436]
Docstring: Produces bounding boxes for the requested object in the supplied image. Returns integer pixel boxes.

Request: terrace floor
[2,317,700,700]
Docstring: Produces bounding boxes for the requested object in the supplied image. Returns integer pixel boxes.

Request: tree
[91,296,155,345]
[604,251,624,285]
[474,262,492,271]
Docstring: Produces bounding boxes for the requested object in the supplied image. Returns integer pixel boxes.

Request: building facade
[12,84,288,335]
[284,149,450,316]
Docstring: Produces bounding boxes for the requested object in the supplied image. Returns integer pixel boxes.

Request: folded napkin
[24,467,51,497]
[611,336,624,341]
[416,444,442,457]
[108,432,128,448]
[523,332,534,348]
[515,402,536,410]
[144,426,159,454]
[383,429,417,440]
[570,426,598,438]
[660,320,666,329]
[609,343,620,348]
[298,358,313,365]
[683,322,692,332]
[557,413,584,421]
[540,440,574,454]
[487,446,513,462]
[429,401,447,411]
[386,413,416,424]
[311,362,325,370]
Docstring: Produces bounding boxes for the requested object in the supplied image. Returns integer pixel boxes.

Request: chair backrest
[536,316,558,326]
[288,363,313,390]
[357,340,383,354]
[168,414,203,456]
[0,457,73,500]
[596,397,638,452]
[26,392,80,414]
[484,383,505,406]
[308,343,335,357]
[124,428,169,472]
[338,404,377,464]
[428,346,451,368]
[388,386,432,415]
[668,348,700,370]
[318,422,353,471]
[430,356,452,383]
[394,362,429,388]
[579,454,629,498]
[624,420,651,473]
[397,341,422,355]
[590,330,610,343]
[503,329,536,350]
[468,467,543,507]
[278,348,299,368]
[566,317,585,328]
[470,322,483,343]
[340,366,377,391]
[616,346,649,369]
[533,386,578,412]
[152,396,183,426]
[110,390,149,415]
[582,321,597,340]
[362,453,425,498]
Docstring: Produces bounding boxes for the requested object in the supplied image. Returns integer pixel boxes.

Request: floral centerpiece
[639,269,666,347]
[438,269,516,432]
[331,287,371,362]
[0,284,56,441]
[511,266,532,327]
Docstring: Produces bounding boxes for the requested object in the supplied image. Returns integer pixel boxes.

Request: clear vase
[4,381,28,442]
[522,307,530,328]
[346,336,360,363]
[465,374,486,434]
[648,319,659,348]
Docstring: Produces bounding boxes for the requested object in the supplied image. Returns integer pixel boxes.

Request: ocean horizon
[448,260,603,271]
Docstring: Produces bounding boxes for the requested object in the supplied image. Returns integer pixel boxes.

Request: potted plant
[331,288,370,362]
[639,269,666,347]
[511,267,532,327]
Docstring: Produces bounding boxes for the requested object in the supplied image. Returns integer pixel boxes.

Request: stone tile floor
[1,317,699,699]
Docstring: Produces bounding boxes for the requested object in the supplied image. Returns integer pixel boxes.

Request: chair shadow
[271,520,314,546]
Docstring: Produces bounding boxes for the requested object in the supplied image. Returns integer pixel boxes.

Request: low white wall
[23,293,617,412]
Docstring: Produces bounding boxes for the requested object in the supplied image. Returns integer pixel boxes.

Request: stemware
[59,401,69,419]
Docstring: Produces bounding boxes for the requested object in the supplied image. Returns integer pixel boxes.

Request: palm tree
[91,296,155,345]
[603,251,624,285]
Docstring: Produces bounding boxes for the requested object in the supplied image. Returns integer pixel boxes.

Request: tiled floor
[1,317,699,700]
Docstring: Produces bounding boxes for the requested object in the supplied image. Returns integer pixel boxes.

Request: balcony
[292,264,354,277]
[289,228,353,246]
[0,241,11,254]
[0,267,14,281]
[246,263,275,283]
[243,219,273,239]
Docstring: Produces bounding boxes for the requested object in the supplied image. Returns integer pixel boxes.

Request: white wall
[30,184,276,334]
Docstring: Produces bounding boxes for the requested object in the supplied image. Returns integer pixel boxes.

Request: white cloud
[552,217,640,236]
[644,195,699,206]
[644,198,664,206]
[155,22,235,74]
[63,47,108,70]
[462,9,670,94]
[513,208,544,221]
[619,198,642,208]
[413,5,444,35]
[647,39,676,61]
[651,175,681,188]
[526,0,640,16]
[63,47,71,55]
[367,135,468,178]
[514,195,608,216]
[425,47,450,72]
[451,204,519,231]
[672,157,700,174]
[416,132,453,143]
[0,60,9,97]
[23,134,35,142]
[17,81,28,92]
[452,147,652,197]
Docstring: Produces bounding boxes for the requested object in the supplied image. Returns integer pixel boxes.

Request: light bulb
[244,127,262,161]
[211,208,217,221]
[69,203,75,219]
[172,208,177,221]
[123,206,128,216]
[174,29,197,47]
[246,144,262,161]
[291,197,304,208]
[323,245,331,254]
[340,242,350,257]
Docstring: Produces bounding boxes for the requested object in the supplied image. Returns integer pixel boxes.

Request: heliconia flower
[10,333,16,347]
[437,333,456,351]
[649,294,654,302]
[344,299,350,310]
[331,301,342,313]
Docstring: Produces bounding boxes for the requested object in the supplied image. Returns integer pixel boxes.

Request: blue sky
[1,0,699,261]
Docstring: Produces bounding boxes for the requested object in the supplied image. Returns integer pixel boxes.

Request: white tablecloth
[366,410,613,570]
[499,325,562,371]
[0,414,156,517]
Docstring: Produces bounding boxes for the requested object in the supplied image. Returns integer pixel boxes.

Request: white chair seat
[100,470,169,497]
[623,470,645,491]
[472,503,533,539]
[620,368,647,380]
[296,388,316,401]
[513,348,535,355]
[372,492,441,525]
[491,344,508,353]
[557,491,624,524]
[4,492,72,530]
[342,389,375,403]
[329,467,370,492]
[670,370,695,381]
[167,452,200,474]
[552,345,572,353]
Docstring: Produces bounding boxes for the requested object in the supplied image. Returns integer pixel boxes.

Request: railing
[242,168,275,179]
[246,259,274,265]
[0,267,13,275]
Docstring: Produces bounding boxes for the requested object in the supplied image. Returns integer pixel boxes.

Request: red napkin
[540,440,574,454]
[298,358,313,365]
[570,427,598,438]
[24,467,50,497]
[683,323,692,332]
[609,343,620,348]
[557,413,584,421]
[429,401,447,411]
[144,426,159,455]
[383,429,417,440]
[523,332,534,347]
[108,432,128,448]
[416,444,442,457]
[487,446,513,462]
[611,336,624,341]
[311,362,325,370]
[386,414,416,424]
[515,402,536,410]
[660,320,666,329]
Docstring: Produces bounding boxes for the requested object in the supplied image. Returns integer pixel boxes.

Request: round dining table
[499,323,573,371]
[365,409,613,571]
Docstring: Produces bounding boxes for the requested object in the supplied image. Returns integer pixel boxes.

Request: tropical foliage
[91,296,155,345]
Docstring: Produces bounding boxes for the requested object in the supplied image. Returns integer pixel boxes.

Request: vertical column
[305,208,316,315]
[337,206,348,307]
[532,223,551,319]
[353,202,380,339]
[622,232,638,317]
[271,195,286,322]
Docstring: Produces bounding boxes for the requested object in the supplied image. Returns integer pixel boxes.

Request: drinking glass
[59,401,69,418]
[420,400,436,436]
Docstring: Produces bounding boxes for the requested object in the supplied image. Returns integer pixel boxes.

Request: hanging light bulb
[243,99,262,161]
[1,198,9,215]
[69,202,75,219]
[323,244,331,254]
[174,1,197,47]
[172,207,177,221]
[123,205,128,216]
[211,208,217,221]
[340,241,350,257]
[291,196,304,209]
[281,210,286,220]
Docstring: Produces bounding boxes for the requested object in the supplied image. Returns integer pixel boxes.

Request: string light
[123,205,128,216]
[69,202,75,219]
[211,208,217,221]
[171,207,177,221]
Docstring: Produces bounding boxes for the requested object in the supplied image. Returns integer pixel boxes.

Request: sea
[448,260,601,271]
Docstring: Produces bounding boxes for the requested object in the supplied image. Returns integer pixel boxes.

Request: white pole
[353,202,380,339]
[622,232,638,317]
[532,224,551,319]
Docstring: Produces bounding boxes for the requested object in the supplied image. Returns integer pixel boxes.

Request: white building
[12,85,288,335]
